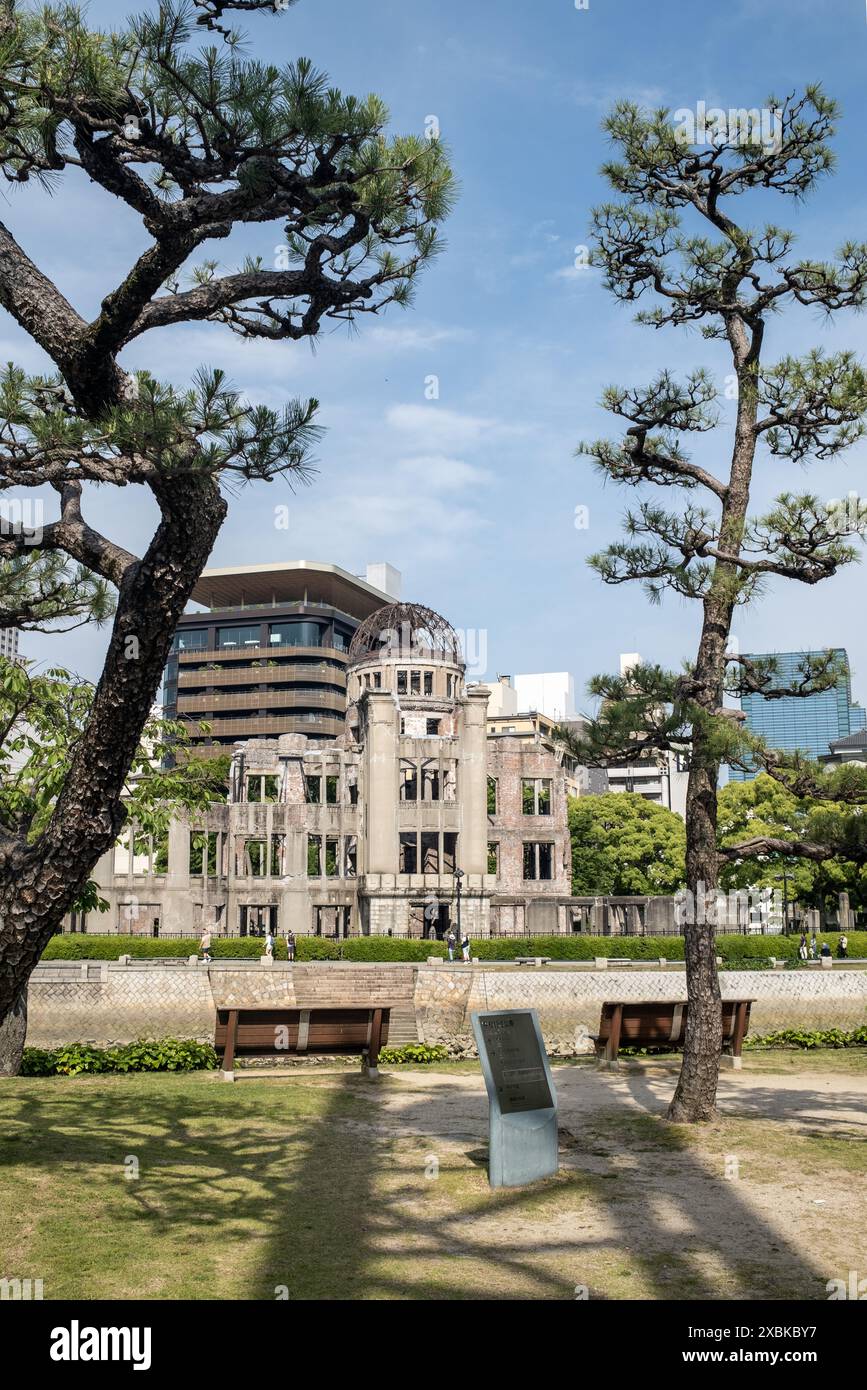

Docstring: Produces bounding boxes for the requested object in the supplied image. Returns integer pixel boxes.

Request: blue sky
[9,0,867,712]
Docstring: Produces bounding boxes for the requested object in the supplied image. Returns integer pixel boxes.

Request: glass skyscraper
[731,648,866,780]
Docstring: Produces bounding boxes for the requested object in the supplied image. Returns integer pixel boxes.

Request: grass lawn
[1,1053,864,1300]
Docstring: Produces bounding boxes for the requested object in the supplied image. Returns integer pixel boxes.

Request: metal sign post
[471,1008,558,1188]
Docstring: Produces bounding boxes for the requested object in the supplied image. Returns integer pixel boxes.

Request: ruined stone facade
[79,603,573,938]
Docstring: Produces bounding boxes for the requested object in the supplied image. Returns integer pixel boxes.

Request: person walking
[461,932,470,962]
[264,928,274,960]
[798,933,808,962]
[199,926,212,964]
[285,930,296,963]
[838,933,849,959]
[446,927,457,962]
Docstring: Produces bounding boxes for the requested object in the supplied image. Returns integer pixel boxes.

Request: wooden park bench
[592,999,755,1066]
[215,1006,391,1081]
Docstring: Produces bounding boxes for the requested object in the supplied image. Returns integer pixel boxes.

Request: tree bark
[668,309,762,1122]
[669,764,722,1122]
[0,989,27,1075]
[0,472,227,1049]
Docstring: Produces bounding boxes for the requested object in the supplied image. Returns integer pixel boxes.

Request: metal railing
[182,713,345,738]
[178,663,346,689]
[178,644,346,665]
[177,689,345,714]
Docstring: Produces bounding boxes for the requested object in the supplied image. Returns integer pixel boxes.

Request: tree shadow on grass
[250,1064,842,1300]
[0,1064,852,1300]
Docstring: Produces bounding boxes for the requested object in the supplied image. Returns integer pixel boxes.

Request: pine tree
[566,89,867,1120]
[0,0,453,1057]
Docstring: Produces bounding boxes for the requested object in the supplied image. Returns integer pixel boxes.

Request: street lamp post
[454,867,465,944]
[772,864,791,935]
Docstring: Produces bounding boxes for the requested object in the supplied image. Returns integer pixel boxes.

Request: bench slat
[215,1005,391,1069]
[595,1000,754,1061]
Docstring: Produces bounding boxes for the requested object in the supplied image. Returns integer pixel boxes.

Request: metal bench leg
[721,1001,747,1069]
[221,1008,238,1081]
[603,1006,622,1067]
[362,1007,384,1079]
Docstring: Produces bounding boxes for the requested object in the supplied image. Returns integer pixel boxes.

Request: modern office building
[163,561,401,757]
[0,628,19,661]
[730,648,866,780]
[604,750,689,817]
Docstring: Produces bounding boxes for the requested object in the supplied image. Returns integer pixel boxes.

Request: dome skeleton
[348,602,464,668]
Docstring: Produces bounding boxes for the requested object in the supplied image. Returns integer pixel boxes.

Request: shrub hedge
[745,1026,867,1050]
[42,930,867,964]
[20,1038,217,1075]
[378,1043,450,1064]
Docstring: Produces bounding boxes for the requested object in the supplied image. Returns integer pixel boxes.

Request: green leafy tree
[718,765,867,912]
[0,0,453,1042]
[568,793,685,896]
[0,657,232,1069]
[563,88,867,1121]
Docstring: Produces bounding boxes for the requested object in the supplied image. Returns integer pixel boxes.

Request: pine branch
[718,835,832,863]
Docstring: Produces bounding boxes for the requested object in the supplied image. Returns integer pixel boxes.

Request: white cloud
[397,454,493,492]
[552,265,597,283]
[365,324,472,351]
[385,403,528,450]
[286,487,492,565]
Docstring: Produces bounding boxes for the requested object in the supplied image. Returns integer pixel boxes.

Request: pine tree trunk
[0,988,27,1075]
[0,473,227,1032]
[667,313,762,1122]
[668,763,722,1121]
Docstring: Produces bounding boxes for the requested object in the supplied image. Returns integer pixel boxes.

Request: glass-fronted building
[730,648,866,780]
[163,561,400,756]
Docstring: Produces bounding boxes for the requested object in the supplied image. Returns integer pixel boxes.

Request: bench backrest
[215,1006,391,1056]
[597,1000,752,1046]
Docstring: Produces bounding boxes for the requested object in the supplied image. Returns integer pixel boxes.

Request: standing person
[265,928,274,959]
[286,930,296,963]
[798,933,808,962]
[838,933,849,959]
[199,926,212,964]
[461,932,470,962]
[810,932,819,960]
[446,926,457,962]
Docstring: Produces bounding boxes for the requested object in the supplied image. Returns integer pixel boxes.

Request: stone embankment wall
[25,959,867,1051]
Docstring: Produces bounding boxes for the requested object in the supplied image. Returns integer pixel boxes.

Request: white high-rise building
[364,562,402,599]
[604,652,689,818]
[0,628,20,661]
[485,674,519,717]
[512,671,577,722]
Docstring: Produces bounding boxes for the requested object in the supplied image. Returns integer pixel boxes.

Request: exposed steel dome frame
[348,601,463,667]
